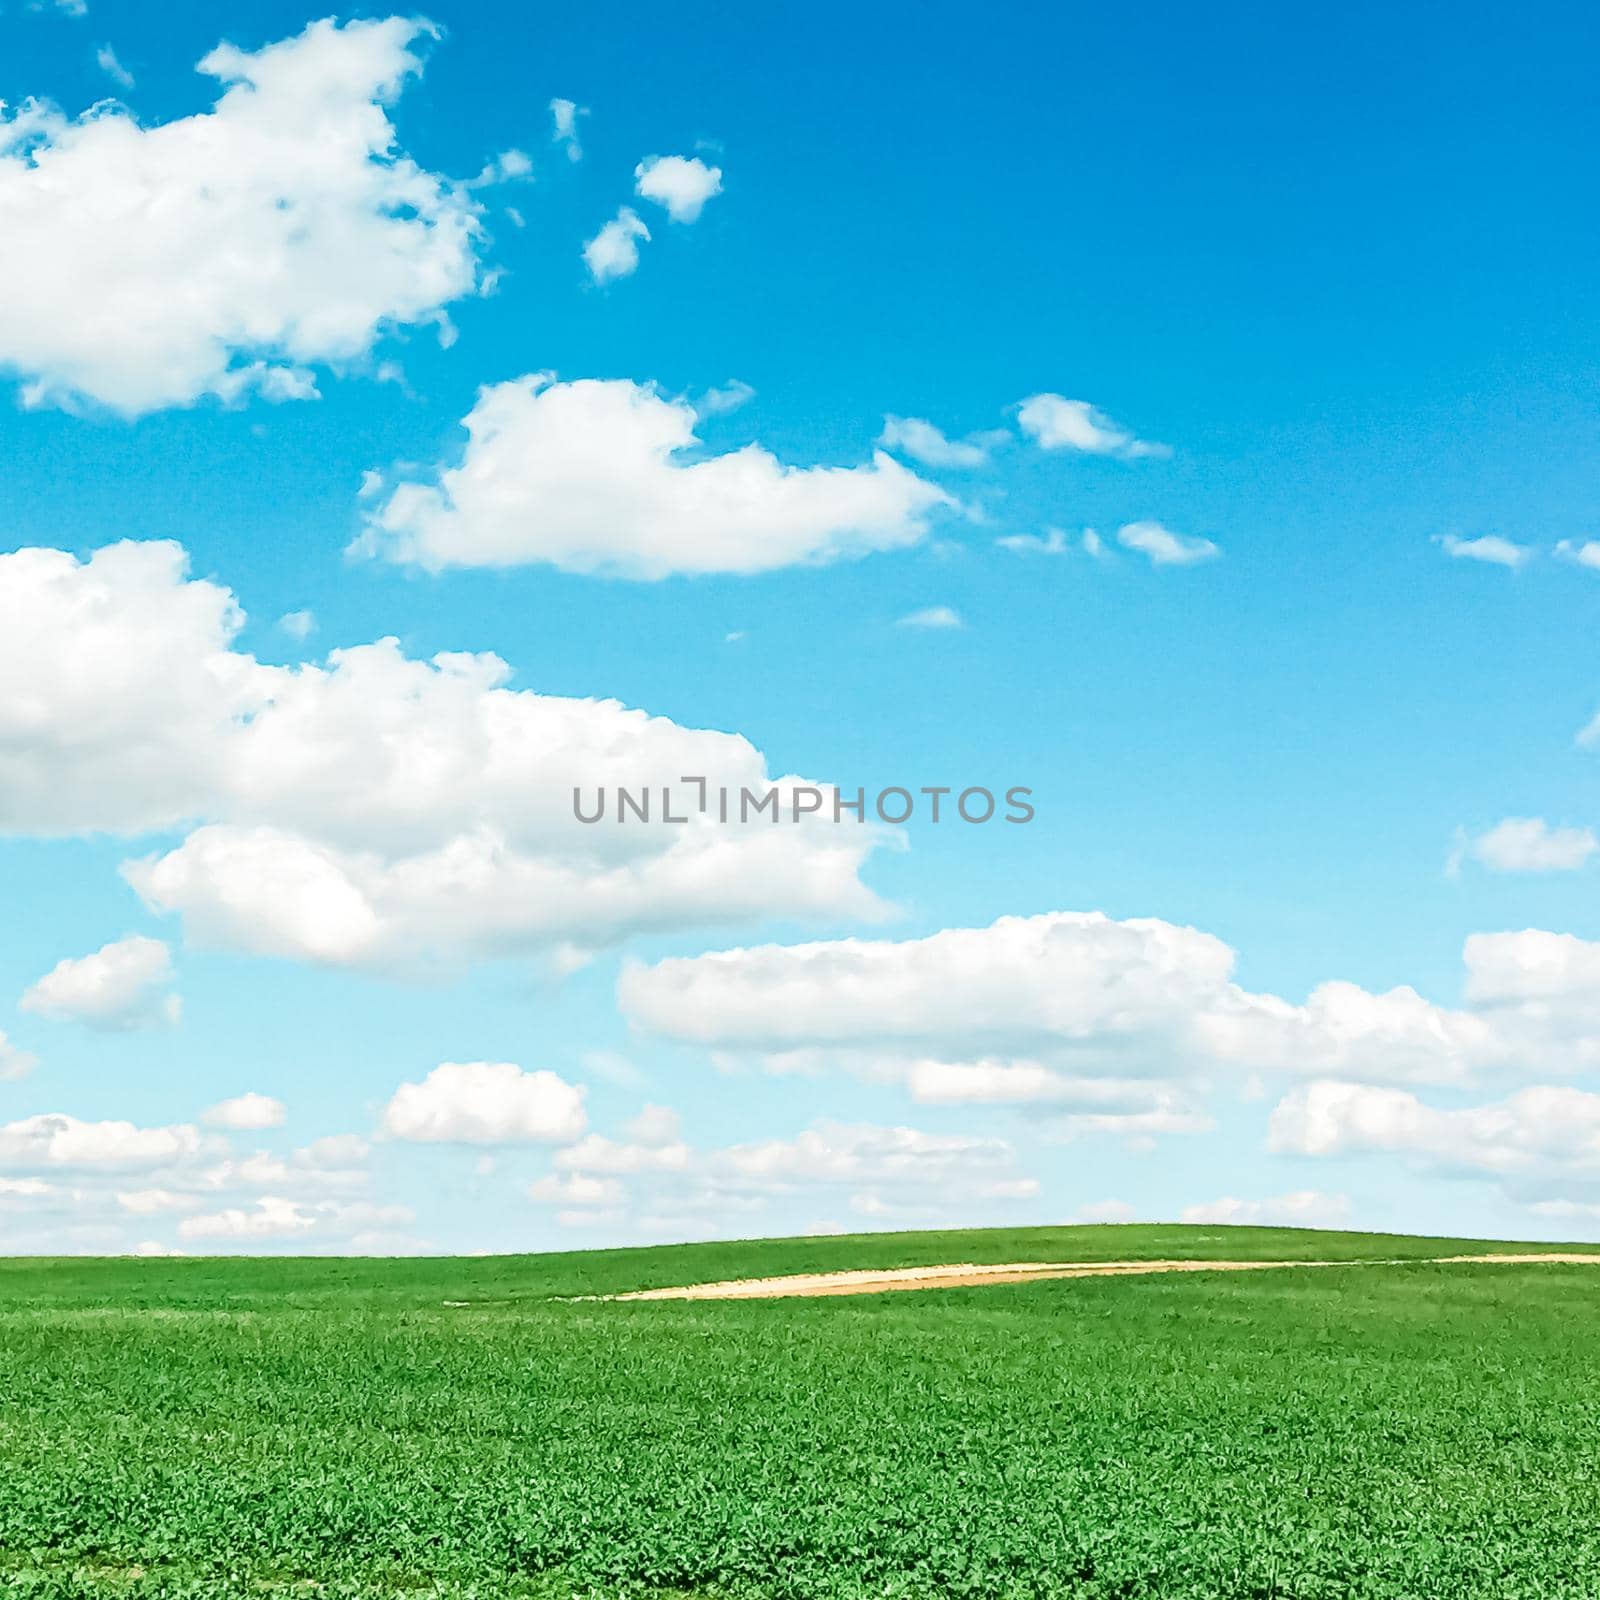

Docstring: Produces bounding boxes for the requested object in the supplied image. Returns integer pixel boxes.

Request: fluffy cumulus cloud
[1116,521,1220,567]
[20,935,180,1030]
[1457,817,1597,874]
[0,18,491,416]
[623,913,1600,1134]
[634,155,722,222]
[201,1092,286,1131]
[380,1061,588,1145]
[0,1112,206,1172]
[1015,395,1167,459]
[356,374,952,577]
[0,542,267,835]
[583,207,650,283]
[0,539,884,971]
[1269,1079,1600,1193]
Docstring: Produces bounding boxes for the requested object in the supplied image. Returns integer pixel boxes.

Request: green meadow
[2,1224,1598,1598]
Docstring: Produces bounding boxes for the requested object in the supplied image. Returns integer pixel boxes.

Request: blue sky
[2,0,1600,1253]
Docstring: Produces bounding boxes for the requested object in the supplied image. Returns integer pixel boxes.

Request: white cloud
[0,1110,382,1253]
[1556,539,1600,571]
[996,527,1072,556]
[0,1031,38,1081]
[299,1133,370,1169]
[550,98,586,162]
[528,1171,623,1207]
[583,207,650,283]
[277,609,316,641]
[20,935,179,1031]
[1462,928,1600,1010]
[1075,1198,1137,1223]
[1435,534,1532,570]
[202,1093,286,1131]
[0,1112,206,1172]
[177,1195,412,1243]
[1269,1079,1600,1190]
[623,911,1600,1107]
[634,155,722,222]
[0,18,489,416]
[896,605,964,630]
[356,374,952,577]
[1179,1190,1350,1227]
[178,1195,317,1241]
[714,1122,1018,1192]
[552,1117,1036,1228]
[0,542,269,835]
[903,1060,1210,1136]
[0,540,885,970]
[116,1187,203,1216]
[95,43,134,88]
[623,1104,683,1146]
[1461,817,1597,874]
[1015,395,1167,459]
[122,645,886,967]
[380,1061,587,1145]
[1116,521,1219,567]
[878,416,1000,470]
[555,1133,693,1175]
[698,379,755,416]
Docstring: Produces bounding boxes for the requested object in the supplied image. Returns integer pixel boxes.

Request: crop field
[3,1223,1600,1598]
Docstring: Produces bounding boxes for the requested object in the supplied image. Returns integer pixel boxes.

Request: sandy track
[612,1253,1600,1301]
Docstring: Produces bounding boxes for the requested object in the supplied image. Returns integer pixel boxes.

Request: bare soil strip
[612,1253,1600,1301]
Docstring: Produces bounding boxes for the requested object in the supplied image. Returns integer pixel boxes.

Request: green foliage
[1,1225,1598,1597]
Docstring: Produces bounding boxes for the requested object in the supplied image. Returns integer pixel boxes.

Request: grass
[1,1224,1598,1597]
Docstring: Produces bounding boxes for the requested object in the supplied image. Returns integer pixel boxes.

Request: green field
[3,1224,1599,1598]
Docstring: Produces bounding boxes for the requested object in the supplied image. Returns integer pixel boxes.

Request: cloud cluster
[0,18,489,415]
[1269,1080,1600,1195]
[380,1061,588,1145]
[622,912,1600,1124]
[1455,817,1597,874]
[532,1116,1037,1231]
[357,375,951,577]
[582,155,721,283]
[0,540,885,972]
[0,1099,396,1253]
[177,1196,413,1245]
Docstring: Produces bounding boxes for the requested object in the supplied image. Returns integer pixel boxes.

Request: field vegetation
[2,1224,1598,1597]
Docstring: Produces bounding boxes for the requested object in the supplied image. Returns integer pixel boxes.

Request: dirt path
[612,1252,1600,1301]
